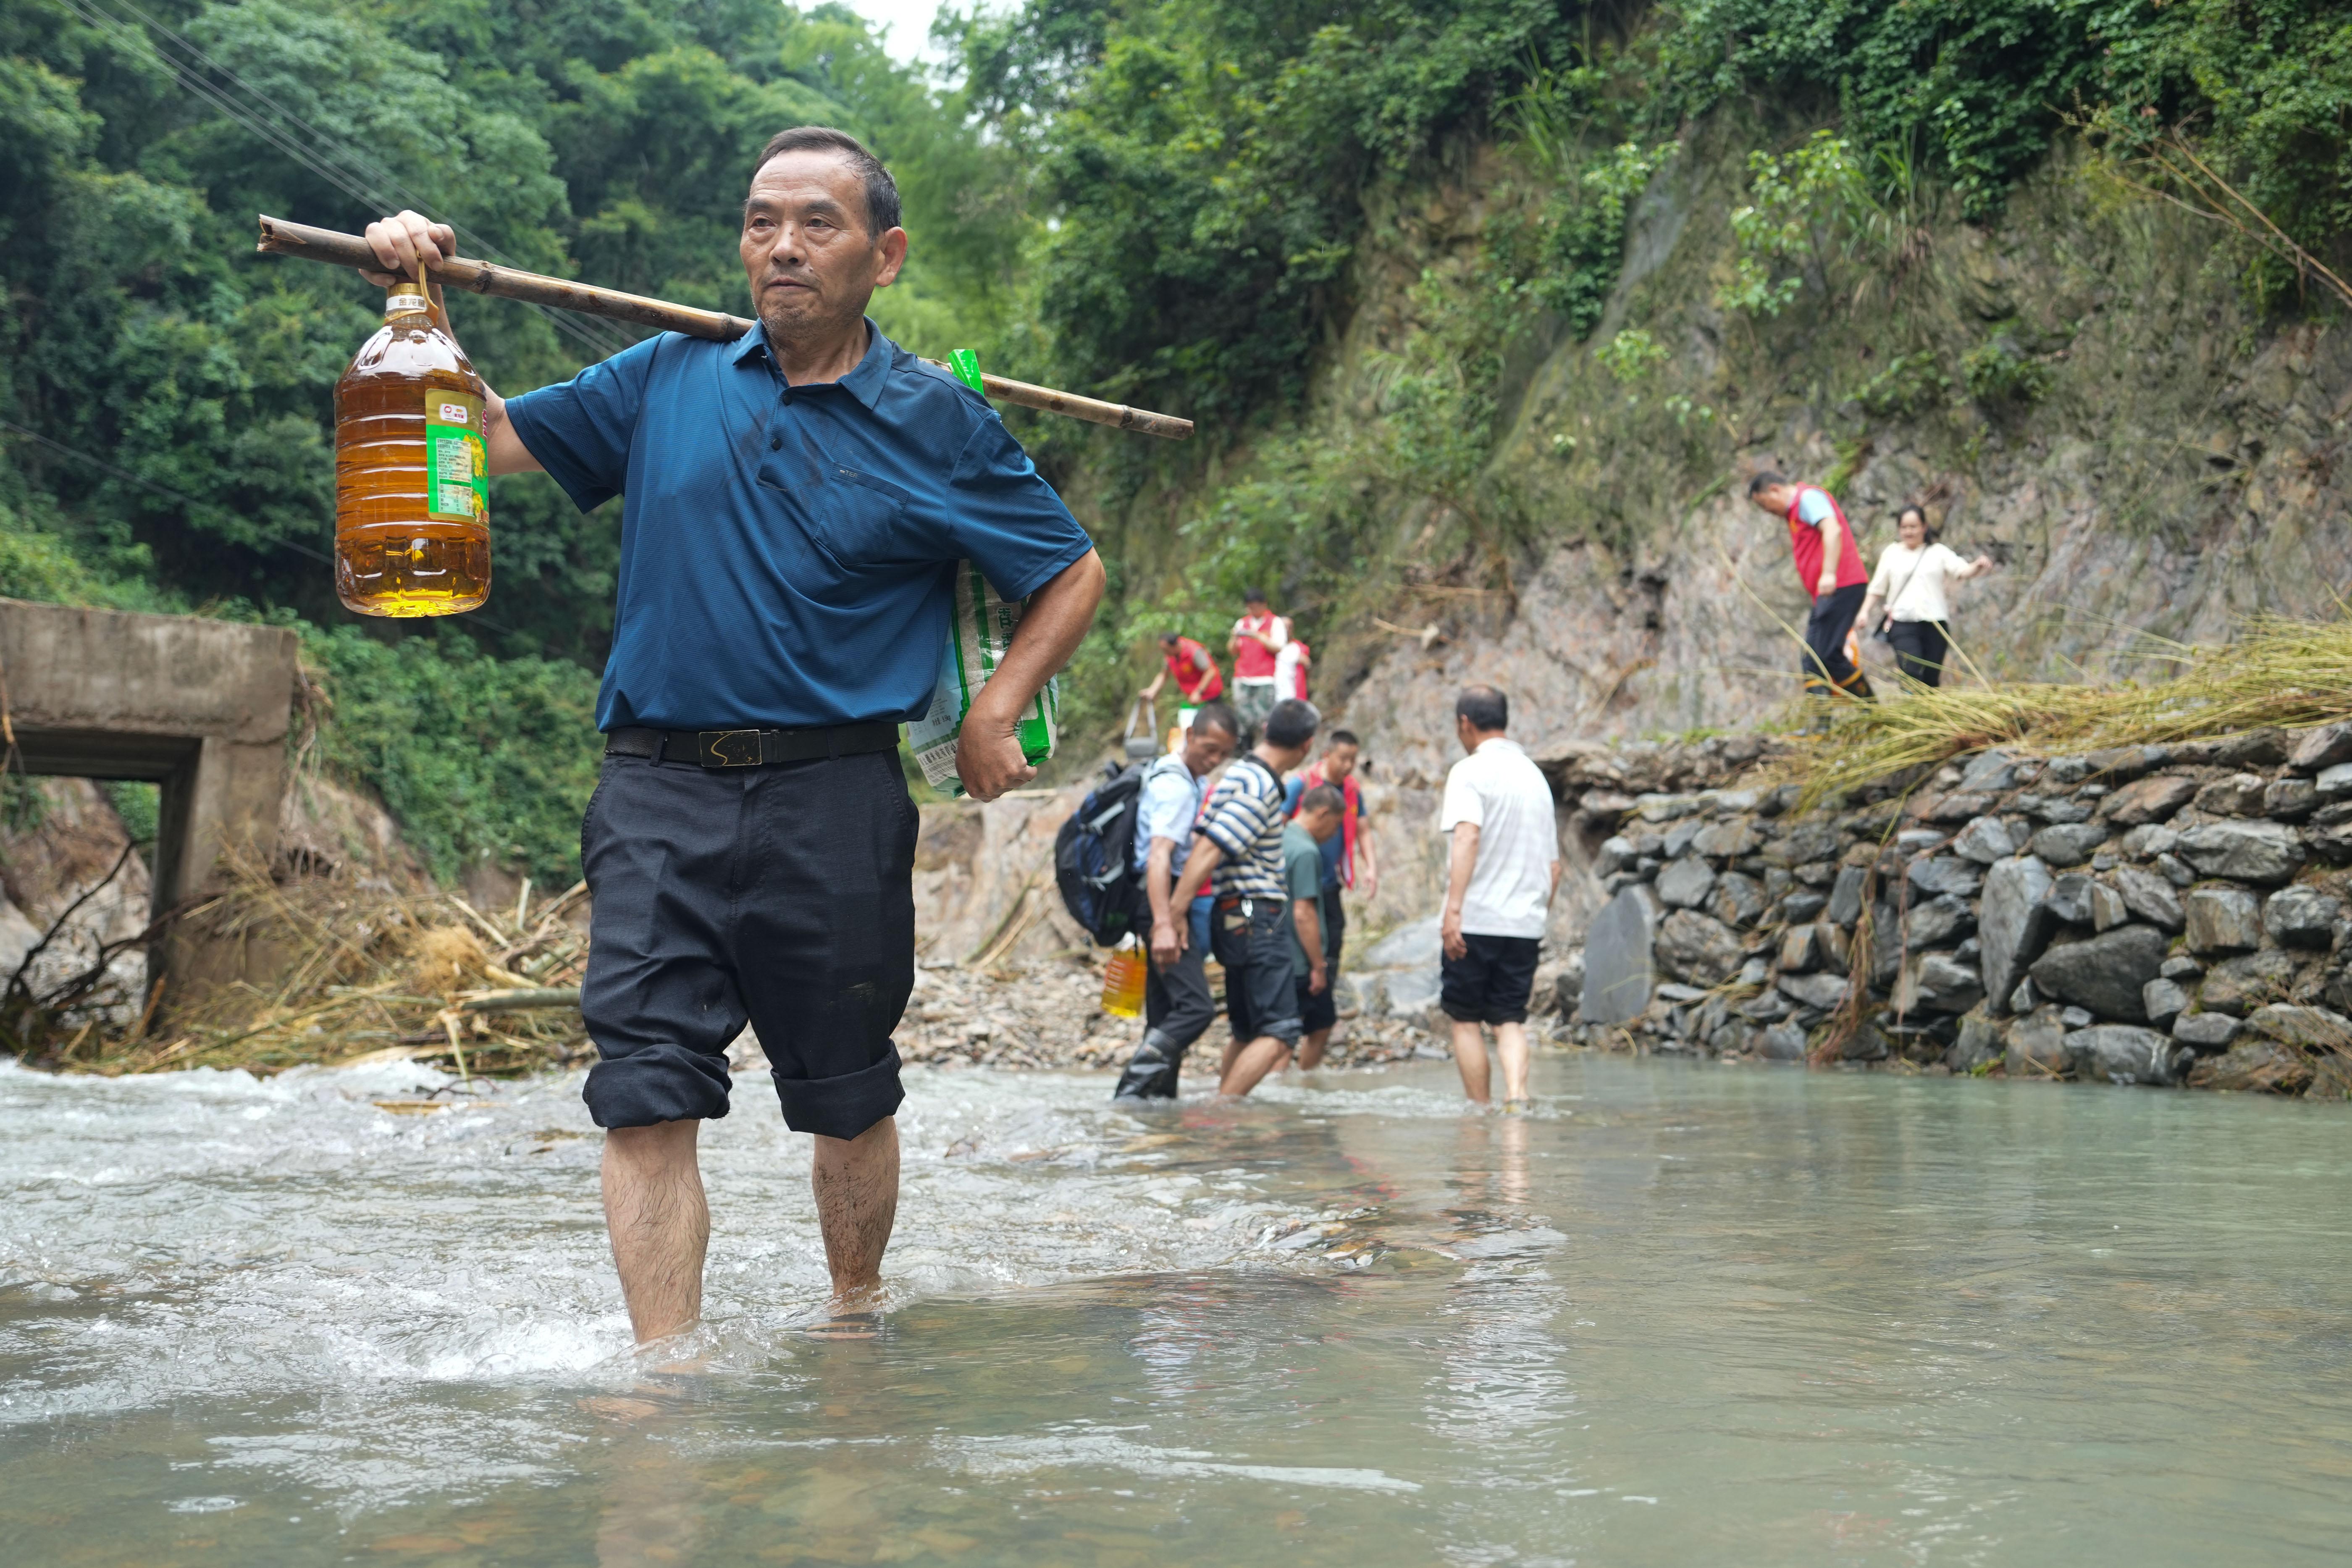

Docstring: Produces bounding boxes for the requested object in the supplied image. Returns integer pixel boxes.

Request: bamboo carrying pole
[255,214,1194,440]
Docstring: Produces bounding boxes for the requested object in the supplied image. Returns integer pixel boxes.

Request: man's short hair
[1190,700,1240,739]
[752,126,901,238]
[1327,729,1360,749]
[1264,698,1320,749]
[1456,685,1508,733]
[1159,630,1181,646]
[1298,784,1345,816]
[1746,470,1788,497]
[1243,587,1268,605]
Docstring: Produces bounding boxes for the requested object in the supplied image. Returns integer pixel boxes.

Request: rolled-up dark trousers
[578,749,913,1140]
[1801,583,1869,696]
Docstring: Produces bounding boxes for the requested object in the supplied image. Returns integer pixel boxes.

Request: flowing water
[3,1053,2347,1566]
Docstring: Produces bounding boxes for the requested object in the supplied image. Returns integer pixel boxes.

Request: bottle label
[424,390,488,524]
[386,292,429,317]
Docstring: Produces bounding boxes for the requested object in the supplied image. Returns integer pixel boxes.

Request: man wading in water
[360,127,1103,1343]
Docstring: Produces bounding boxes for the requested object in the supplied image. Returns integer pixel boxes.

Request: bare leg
[1450,1019,1492,1105]
[1297,1027,1332,1069]
[1493,1021,1531,1102]
[1218,1036,1292,1098]
[603,1120,707,1343]
[812,1116,899,1301]
[1218,1035,1242,1079]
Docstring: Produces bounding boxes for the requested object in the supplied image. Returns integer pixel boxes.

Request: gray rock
[1759,1021,1809,1060]
[1980,856,2057,1014]
[1793,860,1840,888]
[2065,1024,2189,1085]
[2061,1006,2095,1030]
[1905,893,1976,951]
[2192,773,2267,817]
[1950,815,2018,864]
[2111,866,2185,931]
[2031,821,2110,867]
[1945,1011,2003,1073]
[2264,778,2320,821]
[1825,865,1869,927]
[1958,750,2024,792]
[1386,969,1442,1014]
[2084,744,2168,783]
[2242,1003,2352,1051]
[2006,1006,2071,1077]
[2307,822,2352,866]
[2142,977,2190,1027]
[2173,1010,2241,1048]
[1656,856,1717,909]
[1777,970,1850,1010]
[2119,822,2180,857]
[1736,955,1769,986]
[1593,835,1636,878]
[2046,872,2096,926]
[2046,756,2092,784]
[2176,821,2306,885]
[2090,882,2129,932]
[1908,856,1983,899]
[1777,922,1822,974]
[1363,914,1444,969]
[2009,978,2037,1013]
[1709,870,1769,928]
[1899,951,1984,1014]
[1737,988,1792,1022]
[2213,728,2287,768]
[2289,723,2352,773]
[1654,909,1743,986]
[1895,827,1947,856]
[2263,884,2342,948]
[2187,1036,2304,1088]
[1691,819,1760,859]
[2318,761,2352,801]
[1768,822,1843,868]
[2028,924,2169,1021]
[2184,887,2263,954]
[1663,818,1705,858]
[2100,773,2198,827]
[2197,949,2299,1016]
[2159,954,2204,980]
[1782,890,1828,923]
[2157,851,2197,887]
[1579,888,1656,1024]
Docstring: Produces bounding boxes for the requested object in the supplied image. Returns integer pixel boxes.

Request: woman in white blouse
[1858,505,1995,687]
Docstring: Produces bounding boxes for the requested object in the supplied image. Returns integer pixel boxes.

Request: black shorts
[1212,896,1302,1046]
[578,749,914,1140]
[1440,932,1541,1025]
[1296,972,1338,1035]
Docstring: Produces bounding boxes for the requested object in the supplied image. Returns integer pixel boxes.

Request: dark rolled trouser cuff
[774,1045,905,1141]
[585,1044,736,1128]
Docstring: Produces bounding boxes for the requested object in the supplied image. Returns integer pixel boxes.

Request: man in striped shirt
[1169,696,1321,1098]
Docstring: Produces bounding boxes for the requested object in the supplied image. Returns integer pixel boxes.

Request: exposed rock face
[1580,887,1656,1024]
[1654,909,1742,987]
[2111,866,2184,930]
[2184,887,2263,954]
[2066,1025,2188,1085]
[1655,856,1717,909]
[2197,950,2298,1016]
[1980,856,2056,1016]
[2175,821,2306,884]
[2263,885,2342,948]
[2100,774,2197,827]
[2029,925,2169,1022]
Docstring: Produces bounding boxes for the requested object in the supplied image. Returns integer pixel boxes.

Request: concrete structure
[0,599,297,999]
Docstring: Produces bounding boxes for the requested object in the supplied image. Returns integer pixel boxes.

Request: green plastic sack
[908,558,1058,796]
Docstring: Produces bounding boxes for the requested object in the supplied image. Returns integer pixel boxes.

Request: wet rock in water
[1691,819,1760,859]
[2006,1006,2071,1076]
[1908,856,1983,899]
[1980,856,2056,1013]
[1825,866,1869,927]
[2098,773,2197,828]
[2175,821,2305,885]
[1708,870,1768,928]
[1777,970,1850,1011]
[1579,887,1656,1024]
[2142,977,2190,1027]
[2264,778,2320,821]
[2031,821,2110,868]
[2241,1003,2352,1051]
[1899,950,1984,1014]
[2288,722,2352,773]
[1950,815,2019,864]
[2028,924,2168,1022]
[2197,949,2299,1016]
[2111,866,2185,931]
[2065,1024,2189,1085]
[1945,1011,2003,1072]
[2184,887,2263,954]
[1656,856,1717,909]
[2263,884,2342,948]
[1655,909,1742,986]
[1904,893,1976,950]
[2193,773,2268,817]
[2172,1010,2242,1049]
[1759,1021,1809,1060]
[2186,1037,2311,1092]
[2045,872,2097,927]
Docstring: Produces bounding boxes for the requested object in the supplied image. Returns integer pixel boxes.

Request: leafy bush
[1961,335,2051,409]
[1853,351,1951,421]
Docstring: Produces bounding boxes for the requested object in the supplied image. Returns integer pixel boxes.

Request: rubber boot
[1112,1029,1186,1102]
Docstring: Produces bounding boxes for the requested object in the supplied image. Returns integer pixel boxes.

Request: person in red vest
[1227,588,1290,733]
[1748,470,1873,699]
[1142,631,1224,707]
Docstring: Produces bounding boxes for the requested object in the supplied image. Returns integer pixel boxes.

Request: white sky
[840,0,953,68]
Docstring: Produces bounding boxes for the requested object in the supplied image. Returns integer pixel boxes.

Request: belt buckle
[698,728,763,767]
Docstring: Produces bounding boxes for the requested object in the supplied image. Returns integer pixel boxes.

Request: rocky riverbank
[1548,727,2352,1098]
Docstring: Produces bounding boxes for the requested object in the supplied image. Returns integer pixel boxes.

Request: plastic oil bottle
[333,284,491,615]
[1100,933,1146,1019]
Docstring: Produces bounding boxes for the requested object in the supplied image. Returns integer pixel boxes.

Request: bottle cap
[386,292,430,317]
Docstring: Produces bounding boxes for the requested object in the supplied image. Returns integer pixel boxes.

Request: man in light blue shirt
[1111,701,1240,1103]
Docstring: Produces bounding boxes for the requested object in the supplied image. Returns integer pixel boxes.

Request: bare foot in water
[801,1284,888,1341]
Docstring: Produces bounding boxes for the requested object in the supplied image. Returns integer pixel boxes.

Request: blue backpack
[1054,760,1150,946]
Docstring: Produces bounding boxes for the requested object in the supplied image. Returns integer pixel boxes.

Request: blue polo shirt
[504,320,1092,730]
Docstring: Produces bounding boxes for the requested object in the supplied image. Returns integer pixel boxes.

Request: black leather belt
[604,721,900,768]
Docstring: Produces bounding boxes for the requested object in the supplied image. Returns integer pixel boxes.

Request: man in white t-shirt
[1437,685,1559,1110]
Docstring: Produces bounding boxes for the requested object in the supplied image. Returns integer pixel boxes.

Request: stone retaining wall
[1554,726,2352,1098]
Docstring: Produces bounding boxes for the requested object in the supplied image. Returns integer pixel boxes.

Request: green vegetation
[11,0,2352,885]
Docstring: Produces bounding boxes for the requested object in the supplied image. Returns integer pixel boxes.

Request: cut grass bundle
[1782,614,2352,805]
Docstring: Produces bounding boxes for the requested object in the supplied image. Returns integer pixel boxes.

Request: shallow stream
[3,1054,2347,1565]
